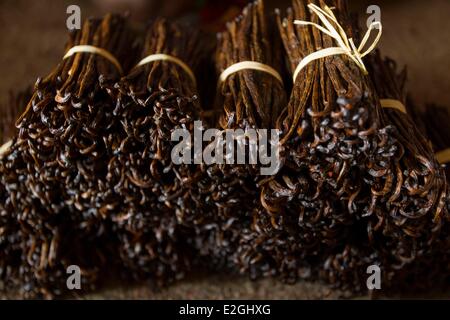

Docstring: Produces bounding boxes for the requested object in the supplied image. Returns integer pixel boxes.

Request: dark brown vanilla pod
[365,52,448,279]
[108,18,208,284]
[0,14,135,298]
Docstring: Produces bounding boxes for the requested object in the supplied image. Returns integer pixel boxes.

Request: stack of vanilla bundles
[0,0,448,298]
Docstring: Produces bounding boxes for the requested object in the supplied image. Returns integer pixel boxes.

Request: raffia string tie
[135,54,197,87]
[436,149,450,164]
[380,99,407,114]
[293,3,382,83]
[219,61,284,87]
[63,45,123,75]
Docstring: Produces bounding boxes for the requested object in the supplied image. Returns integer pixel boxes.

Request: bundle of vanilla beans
[248,0,392,285]
[109,18,208,284]
[0,89,31,145]
[189,0,289,274]
[263,0,449,291]
[1,0,449,299]
[0,14,137,298]
[310,50,450,292]
[363,52,449,289]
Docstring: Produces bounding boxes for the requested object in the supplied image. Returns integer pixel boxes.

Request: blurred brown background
[0,0,449,299]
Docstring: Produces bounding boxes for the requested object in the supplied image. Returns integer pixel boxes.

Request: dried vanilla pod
[109,18,207,284]
[1,14,135,298]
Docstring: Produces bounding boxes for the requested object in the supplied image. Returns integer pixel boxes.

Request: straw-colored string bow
[293,3,382,83]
